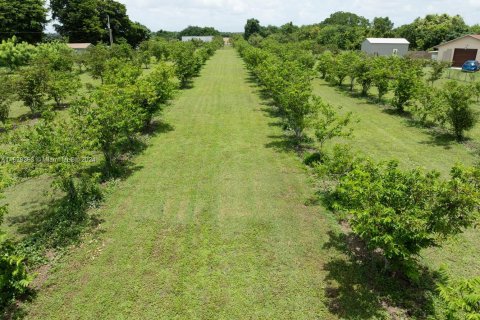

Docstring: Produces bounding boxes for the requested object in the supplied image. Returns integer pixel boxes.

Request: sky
[49,0,480,32]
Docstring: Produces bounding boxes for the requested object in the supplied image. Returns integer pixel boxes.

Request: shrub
[473,81,480,102]
[331,51,351,86]
[277,65,315,140]
[29,44,81,108]
[103,58,142,87]
[16,62,50,116]
[442,81,478,141]
[171,42,202,88]
[47,70,81,108]
[354,56,374,96]
[331,160,480,280]
[0,235,32,308]
[392,66,422,112]
[371,56,394,101]
[0,75,14,124]
[428,60,450,85]
[85,43,110,84]
[0,36,35,72]
[438,271,480,319]
[0,171,31,308]
[72,87,144,174]
[313,98,354,151]
[345,52,363,91]
[110,42,134,61]
[316,51,335,79]
[35,42,75,72]
[135,62,178,126]
[412,85,446,126]
[15,116,101,207]
[313,144,359,183]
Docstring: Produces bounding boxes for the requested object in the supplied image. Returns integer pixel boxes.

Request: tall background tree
[244,18,262,40]
[317,12,370,50]
[0,0,48,43]
[320,11,370,28]
[50,0,150,47]
[370,17,394,37]
[396,14,470,50]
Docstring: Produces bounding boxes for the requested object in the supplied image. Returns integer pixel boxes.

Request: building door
[452,49,478,67]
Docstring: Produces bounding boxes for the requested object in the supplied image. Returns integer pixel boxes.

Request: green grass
[17,48,340,319]
[312,78,480,281]
[2,71,102,240]
[4,50,479,319]
[313,79,478,175]
[438,68,480,84]
[6,71,101,123]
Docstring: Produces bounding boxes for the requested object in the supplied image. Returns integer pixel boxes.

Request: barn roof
[435,34,480,47]
[365,38,410,44]
[67,43,92,49]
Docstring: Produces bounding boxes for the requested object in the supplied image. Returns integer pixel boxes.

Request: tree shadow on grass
[7,116,172,250]
[3,116,175,317]
[323,231,438,319]
[265,134,314,157]
[3,290,37,320]
[7,194,105,253]
[380,107,469,150]
[144,119,175,136]
[265,135,298,153]
[3,190,107,317]
[245,72,258,85]
[245,71,277,106]
[258,107,284,129]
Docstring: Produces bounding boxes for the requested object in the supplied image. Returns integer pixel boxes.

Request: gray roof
[364,38,410,44]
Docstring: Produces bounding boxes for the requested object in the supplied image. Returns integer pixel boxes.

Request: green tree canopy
[396,14,470,50]
[320,11,370,28]
[50,0,150,47]
[244,18,262,40]
[0,0,48,43]
[370,17,394,37]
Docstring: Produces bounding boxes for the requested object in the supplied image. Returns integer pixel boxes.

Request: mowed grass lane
[25,48,337,319]
[312,79,478,175]
[312,80,480,280]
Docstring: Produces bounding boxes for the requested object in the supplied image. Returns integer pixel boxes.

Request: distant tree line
[177,26,221,38]
[155,27,235,41]
[244,12,480,51]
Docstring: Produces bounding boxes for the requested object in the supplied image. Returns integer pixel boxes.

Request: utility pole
[107,14,113,46]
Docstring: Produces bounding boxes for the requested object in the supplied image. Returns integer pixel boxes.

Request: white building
[181,36,214,43]
[361,38,410,57]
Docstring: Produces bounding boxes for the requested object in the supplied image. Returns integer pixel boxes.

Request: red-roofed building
[435,35,480,67]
